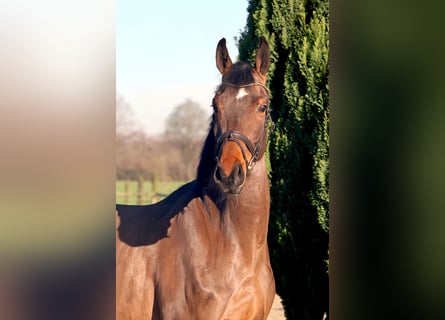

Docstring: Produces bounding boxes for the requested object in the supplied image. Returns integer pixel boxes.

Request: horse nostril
[215,166,226,182]
[231,164,244,186]
[214,163,245,193]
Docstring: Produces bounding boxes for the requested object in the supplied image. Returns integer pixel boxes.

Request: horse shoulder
[219,263,275,320]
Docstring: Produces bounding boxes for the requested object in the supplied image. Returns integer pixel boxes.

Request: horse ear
[255,38,270,79]
[216,38,233,75]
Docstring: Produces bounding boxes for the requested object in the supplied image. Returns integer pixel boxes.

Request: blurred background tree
[116,96,208,182]
[238,0,329,319]
[164,99,209,181]
[116,94,137,135]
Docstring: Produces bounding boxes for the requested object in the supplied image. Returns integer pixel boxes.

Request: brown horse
[116,38,275,320]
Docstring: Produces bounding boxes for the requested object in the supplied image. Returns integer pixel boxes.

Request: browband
[222,82,270,95]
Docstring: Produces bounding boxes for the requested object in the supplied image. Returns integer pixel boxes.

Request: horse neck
[199,158,270,251]
[196,129,270,246]
[226,158,270,240]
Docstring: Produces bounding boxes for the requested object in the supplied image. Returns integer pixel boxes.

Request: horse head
[212,38,272,194]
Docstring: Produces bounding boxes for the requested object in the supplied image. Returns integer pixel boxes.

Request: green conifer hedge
[238,1,329,319]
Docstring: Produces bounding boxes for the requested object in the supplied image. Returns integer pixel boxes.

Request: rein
[215,82,273,172]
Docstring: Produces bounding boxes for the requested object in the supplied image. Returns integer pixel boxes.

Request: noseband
[215,82,273,172]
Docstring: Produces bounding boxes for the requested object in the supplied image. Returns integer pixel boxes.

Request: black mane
[196,116,217,188]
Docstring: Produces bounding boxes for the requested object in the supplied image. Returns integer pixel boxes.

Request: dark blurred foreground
[0,247,115,320]
[0,2,115,319]
[331,0,445,319]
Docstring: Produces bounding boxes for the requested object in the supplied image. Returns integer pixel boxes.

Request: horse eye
[258,104,268,113]
[211,103,218,112]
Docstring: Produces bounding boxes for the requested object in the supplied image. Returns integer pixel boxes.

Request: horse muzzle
[214,161,246,194]
[213,129,262,194]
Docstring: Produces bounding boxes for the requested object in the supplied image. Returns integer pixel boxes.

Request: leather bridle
[214,82,273,173]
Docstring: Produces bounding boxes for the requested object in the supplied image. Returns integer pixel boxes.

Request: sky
[117,0,249,135]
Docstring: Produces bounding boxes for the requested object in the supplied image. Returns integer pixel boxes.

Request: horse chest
[151,213,273,319]
[153,252,272,320]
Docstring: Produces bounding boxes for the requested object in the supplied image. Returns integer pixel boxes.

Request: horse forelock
[217,62,254,92]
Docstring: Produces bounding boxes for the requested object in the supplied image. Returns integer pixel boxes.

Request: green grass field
[116,180,186,205]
